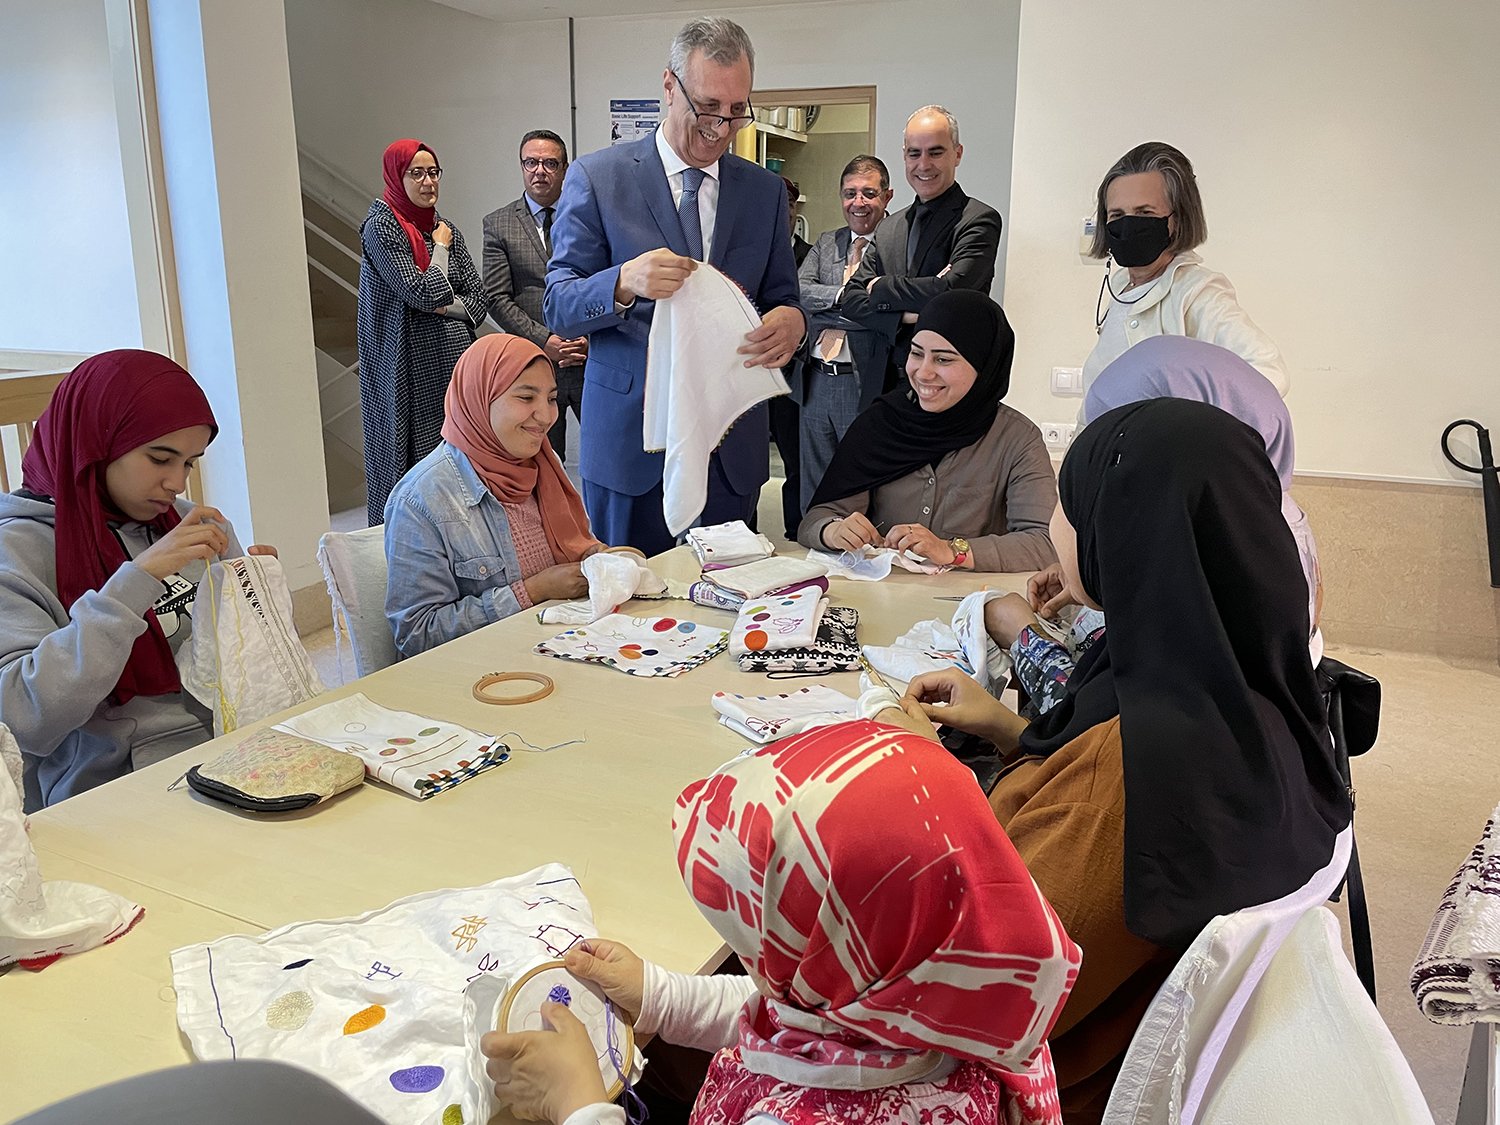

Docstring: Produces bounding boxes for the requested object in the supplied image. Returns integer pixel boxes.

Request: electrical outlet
[1051,365,1084,396]
[1041,422,1077,452]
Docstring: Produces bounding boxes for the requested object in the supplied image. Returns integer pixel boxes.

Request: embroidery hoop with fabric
[498,960,636,1102]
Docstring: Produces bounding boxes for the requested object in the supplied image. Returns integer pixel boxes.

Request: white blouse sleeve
[636,961,759,1053]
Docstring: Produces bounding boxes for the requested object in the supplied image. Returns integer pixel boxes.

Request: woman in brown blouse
[796,290,1056,573]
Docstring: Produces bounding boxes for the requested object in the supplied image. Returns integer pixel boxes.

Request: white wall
[1004,0,1500,484]
[283,0,570,246]
[571,0,1022,291]
[0,0,141,352]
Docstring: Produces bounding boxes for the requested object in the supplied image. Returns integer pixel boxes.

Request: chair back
[316,527,398,679]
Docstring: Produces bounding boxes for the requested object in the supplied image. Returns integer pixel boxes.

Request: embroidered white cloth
[644,264,790,535]
[0,724,143,969]
[273,693,506,800]
[862,591,1013,692]
[807,545,949,582]
[712,686,859,744]
[537,551,685,626]
[171,864,640,1125]
[178,554,326,736]
[535,614,728,678]
[700,556,828,600]
[729,584,828,657]
[688,521,776,568]
[1412,804,1500,1025]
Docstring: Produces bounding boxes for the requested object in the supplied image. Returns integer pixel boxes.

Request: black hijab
[1019,398,1350,947]
[808,289,1013,507]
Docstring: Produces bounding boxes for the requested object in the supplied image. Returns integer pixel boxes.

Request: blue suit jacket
[544,135,803,497]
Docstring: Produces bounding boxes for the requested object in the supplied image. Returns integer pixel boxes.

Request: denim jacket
[383,443,531,658]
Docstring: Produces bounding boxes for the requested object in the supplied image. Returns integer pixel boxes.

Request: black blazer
[838,183,1002,397]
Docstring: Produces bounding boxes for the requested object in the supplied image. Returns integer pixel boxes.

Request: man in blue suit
[544,17,806,556]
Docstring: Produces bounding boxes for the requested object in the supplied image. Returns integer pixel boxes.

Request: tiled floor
[304,476,1500,1123]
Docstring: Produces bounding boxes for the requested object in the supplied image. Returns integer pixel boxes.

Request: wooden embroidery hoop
[471,671,555,705]
[498,959,635,1101]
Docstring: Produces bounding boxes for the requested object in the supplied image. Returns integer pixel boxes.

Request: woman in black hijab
[796,290,1057,573]
[904,397,1350,1122]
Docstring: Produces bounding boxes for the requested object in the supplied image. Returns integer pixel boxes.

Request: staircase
[299,149,372,517]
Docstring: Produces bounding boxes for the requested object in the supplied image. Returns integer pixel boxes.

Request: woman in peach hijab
[383,335,603,657]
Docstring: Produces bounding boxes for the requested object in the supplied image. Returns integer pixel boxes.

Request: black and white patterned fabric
[737,606,861,674]
[356,199,488,526]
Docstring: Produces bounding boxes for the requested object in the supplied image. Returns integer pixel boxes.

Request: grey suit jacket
[838,183,1002,394]
[481,197,551,347]
[794,225,882,407]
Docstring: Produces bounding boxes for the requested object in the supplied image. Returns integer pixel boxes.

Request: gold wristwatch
[949,537,970,567]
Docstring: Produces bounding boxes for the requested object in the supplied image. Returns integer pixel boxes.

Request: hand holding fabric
[883,522,954,565]
[481,1002,608,1124]
[821,511,881,552]
[135,505,229,581]
[1026,563,1073,619]
[737,304,805,369]
[906,668,1026,754]
[564,939,646,1024]
[617,248,696,301]
[524,563,588,604]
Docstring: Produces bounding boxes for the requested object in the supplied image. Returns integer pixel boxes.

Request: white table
[7,551,1021,1120]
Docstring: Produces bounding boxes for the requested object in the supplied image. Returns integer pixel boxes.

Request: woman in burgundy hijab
[357,138,489,527]
[0,350,270,809]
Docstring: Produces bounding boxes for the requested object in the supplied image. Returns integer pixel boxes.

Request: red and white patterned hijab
[673,720,1081,1125]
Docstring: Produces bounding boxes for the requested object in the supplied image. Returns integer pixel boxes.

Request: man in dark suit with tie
[794,154,894,509]
[544,17,805,555]
[481,129,589,460]
[839,106,1002,392]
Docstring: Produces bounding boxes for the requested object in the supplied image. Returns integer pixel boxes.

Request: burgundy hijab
[22,350,218,704]
[381,138,438,271]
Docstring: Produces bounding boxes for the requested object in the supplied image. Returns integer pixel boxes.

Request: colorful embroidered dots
[389,1065,445,1093]
[652,618,677,632]
[344,1004,387,1035]
[546,984,573,1006]
[265,991,315,1031]
[442,1106,464,1125]
[744,629,769,651]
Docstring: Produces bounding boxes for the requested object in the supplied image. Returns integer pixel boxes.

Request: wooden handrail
[0,371,66,428]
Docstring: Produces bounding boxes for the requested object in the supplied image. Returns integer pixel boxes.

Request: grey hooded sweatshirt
[0,492,240,810]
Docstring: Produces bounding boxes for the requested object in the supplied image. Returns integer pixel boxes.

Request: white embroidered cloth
[699,556,828,600]
[807,545,949,581]
[729,584,828,657]
[0,724,143,969]
[862,591,1014,691]
[712,686,859,744]
[688,520,776,568]
[1412,804,1500,1025]
[644,264,789,535]
[535,614,728,678]
[537,551,685,626]
[171,864,640,1125]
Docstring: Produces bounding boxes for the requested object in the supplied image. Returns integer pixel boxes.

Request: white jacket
[1084,251,1289,396]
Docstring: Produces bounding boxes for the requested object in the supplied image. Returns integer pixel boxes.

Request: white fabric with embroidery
[712,686,859,744]
[862,590,1013,692]
[0,724,143,969]
[644,264,790,535]
[806,545,949,582]
[538,551,686,627]
[171,863,641,1125]
[177,554,325,737]
[700,557,828,600]
[729,584,828,656]
[688,521,776,568]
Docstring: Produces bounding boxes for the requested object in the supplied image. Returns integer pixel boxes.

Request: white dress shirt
[656,125,720,262]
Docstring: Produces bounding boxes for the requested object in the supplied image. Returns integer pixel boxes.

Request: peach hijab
[440,335,598,562]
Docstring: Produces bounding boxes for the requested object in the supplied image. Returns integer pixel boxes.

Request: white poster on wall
[610,99,660,145]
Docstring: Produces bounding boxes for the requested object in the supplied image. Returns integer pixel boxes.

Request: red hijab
[381,138,438,271]
[440,335,599,562]
[22,350,218,704]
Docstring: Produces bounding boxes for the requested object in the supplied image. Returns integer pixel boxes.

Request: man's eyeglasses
[522,157,564,173]
[670,70,754,132]
[405,167,442,182]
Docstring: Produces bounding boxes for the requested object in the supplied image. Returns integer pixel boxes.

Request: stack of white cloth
[538,551,685,626]
[862,589,1013,691]
[728,582,828,657]
[687,520,775,569]
[696,556,828,602]
[1412,803,1500,1024]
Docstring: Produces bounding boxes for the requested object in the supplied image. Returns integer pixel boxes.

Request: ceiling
[431,0,805,22]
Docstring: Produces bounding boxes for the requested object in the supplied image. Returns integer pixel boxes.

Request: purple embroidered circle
[547,984,573,1006]
[389,1066,445,1093]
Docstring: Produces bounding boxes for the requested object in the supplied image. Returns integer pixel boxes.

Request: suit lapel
[634,137,691,257]
[515,197,546,262]
[709,158,742,269]
[885,208,914,278]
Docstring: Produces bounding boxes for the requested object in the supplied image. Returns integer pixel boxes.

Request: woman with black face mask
[1081,141,1289,398]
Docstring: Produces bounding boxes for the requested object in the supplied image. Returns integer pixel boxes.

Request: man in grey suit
[839,106,1002,395]
[794,154,894,509]
[481,129,588,458]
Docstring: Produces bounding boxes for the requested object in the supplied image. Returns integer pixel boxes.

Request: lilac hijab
[1083,337,1295,490]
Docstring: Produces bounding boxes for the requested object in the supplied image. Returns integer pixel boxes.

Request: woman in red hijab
[357,138,488,527]
[0,350,267,809]
[480,719,1081,1125]
[383,334,609,658]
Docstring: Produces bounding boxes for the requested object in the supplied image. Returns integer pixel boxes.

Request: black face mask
[1105,214,1172,267]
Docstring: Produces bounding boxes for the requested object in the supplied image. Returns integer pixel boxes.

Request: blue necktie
[679,167,706,260]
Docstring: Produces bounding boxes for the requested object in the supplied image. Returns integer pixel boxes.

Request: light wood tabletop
[9,548,1024,1119]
